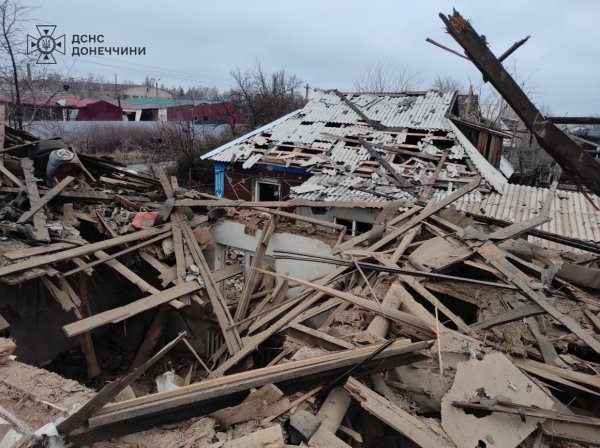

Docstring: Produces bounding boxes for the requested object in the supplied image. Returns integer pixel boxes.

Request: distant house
[120,85,174,99]
[114,97,244,124]
[0,95,122,121]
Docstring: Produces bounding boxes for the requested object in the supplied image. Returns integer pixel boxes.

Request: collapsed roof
[204,89,508,202]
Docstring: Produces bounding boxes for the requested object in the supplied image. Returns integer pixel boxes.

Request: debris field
[0,9,599,448]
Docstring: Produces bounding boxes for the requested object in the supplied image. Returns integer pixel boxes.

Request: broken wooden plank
[512,357,600,392]
[213,267,351,375]
[334,206,422,254]
[399,275,470,333]
[453,400,600,427]
[345,377,456,448]
[87,340,429,432]
[287,322,355,351]
[63,282,201,337]
[113,194,142,212]
[0,163,24,189]
[359,139,411,187]
[210,384,288,427]
[95,250,184,309]
[171,223,187,287]
[42,277,82,319]
[20,158,49,241]
[370,177,481,253]
[584,308,600,333]
[441,10,600,196]
[17,175,74,224]
[180,222,242,354]
[262,270,435,337]
[0,225,171,278]
[3,242,77,261]
[420,150,448,200]
[470,303,545,330]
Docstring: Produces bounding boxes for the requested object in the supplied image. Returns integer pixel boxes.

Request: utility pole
[305,83,309,102]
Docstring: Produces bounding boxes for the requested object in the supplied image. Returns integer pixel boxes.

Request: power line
[78,54,231,82]
[70,58,232,87]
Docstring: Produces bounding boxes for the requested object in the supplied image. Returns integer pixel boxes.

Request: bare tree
[229,62,305,128]
[353,59,422,93]
[186,85,220,101]
[0,0,34,129]
[430,75,464,93]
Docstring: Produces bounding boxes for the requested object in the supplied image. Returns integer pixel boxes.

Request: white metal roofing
[301,90,455,130]
[204,90,456,163]
[432,184,600,250]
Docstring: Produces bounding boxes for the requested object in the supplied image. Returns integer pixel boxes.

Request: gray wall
[211,221,338,298]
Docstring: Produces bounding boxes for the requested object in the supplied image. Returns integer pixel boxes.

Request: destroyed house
[204,89,600,249]
[203,90,506,224]
[1,101,600,446]
[1,10,600,447]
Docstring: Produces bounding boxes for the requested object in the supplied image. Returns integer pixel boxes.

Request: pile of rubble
[0,121,599,448]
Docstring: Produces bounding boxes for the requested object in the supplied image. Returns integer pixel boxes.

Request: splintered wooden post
[78,273,101,379]
[235,214,279,322]
[434,301,443,375]
[180,222,242,354]
[20,158,50,241]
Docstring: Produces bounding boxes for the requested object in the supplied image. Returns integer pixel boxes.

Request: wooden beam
[287,322,355,351]
[260,270,435,337]
[420,150,448,200]
[440,10,600,195]
[359,139,412,187]
[84,340,428,435]
[369,177,481,252]
[63,282,201,337]
[470,303,545,330]
[334,206,422,254]
[3,242,77,260]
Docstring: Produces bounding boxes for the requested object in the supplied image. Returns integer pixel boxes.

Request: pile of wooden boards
[1,128,600,448]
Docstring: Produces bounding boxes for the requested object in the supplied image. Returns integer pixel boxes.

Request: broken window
[334,217,373,237]
[255,180,280,201]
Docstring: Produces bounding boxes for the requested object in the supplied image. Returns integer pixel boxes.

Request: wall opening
[255,180,280,201]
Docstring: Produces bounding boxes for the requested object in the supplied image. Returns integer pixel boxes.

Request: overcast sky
[20,0,600,115]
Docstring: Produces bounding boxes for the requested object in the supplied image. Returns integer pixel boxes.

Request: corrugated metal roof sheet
[301,90,455,130]
[291,172,416,203]
[206,90,456,165]
[431,184,600,250]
